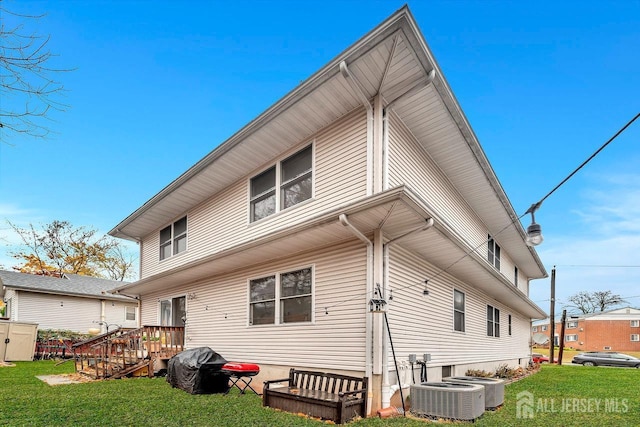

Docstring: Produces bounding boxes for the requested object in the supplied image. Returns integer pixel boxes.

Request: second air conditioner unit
[410,382,485,421]
[442,376,505,409]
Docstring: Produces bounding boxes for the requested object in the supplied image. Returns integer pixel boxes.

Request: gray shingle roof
[0,270,134,301]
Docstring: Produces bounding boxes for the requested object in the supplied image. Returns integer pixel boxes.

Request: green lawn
[0,361,638,426]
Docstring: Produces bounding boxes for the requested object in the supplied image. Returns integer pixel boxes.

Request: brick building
[532,307,640,352]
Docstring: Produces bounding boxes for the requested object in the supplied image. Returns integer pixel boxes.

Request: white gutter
[381,218,434,409]
[338,213,374,414]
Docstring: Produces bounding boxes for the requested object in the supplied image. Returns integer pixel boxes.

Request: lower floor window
[125,305,137,321]
[250,267,312,325]
[631,334,640,342]
[487,305,500,337]
[565,334,578,342]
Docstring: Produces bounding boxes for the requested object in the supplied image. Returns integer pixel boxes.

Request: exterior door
[160,296,186,326]
[172,296,186,326]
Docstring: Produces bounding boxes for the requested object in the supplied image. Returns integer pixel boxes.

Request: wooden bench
[263,368,368,424]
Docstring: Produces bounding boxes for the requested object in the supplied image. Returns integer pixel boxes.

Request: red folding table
[220,362,261,395]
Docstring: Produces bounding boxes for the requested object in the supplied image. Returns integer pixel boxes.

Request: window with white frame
[631,320,640,328]
[567,321,578,329]
[487,305,500,337]
[542,325,548,331]
[250,145,312,222]
[487,236,500,270]
[249,267,312,325]
[125,306,137,321]
[453,290,465,332]
[532,326,538,332]
[566,334,578,342]
[631,334,640,342]
[160,216,187,260]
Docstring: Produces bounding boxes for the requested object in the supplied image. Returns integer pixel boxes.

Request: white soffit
[109,7,544,279]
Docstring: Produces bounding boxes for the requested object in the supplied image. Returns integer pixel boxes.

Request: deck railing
[72,325,184,379]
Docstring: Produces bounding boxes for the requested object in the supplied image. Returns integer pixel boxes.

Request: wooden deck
[72,325,184,379]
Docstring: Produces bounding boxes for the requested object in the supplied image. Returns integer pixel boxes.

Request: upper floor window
[631,320,639,328]
[487,304,500,337]
[250,145,313,222]
[567,321,578,329]
[160,216,187,260]
[541,325,548,331]
[532,326,538,332]
[487,235,500,270]
[249,267,313,325]
[453,289,465,332]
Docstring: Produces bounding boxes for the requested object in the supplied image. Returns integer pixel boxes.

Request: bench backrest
[289,368,368,394]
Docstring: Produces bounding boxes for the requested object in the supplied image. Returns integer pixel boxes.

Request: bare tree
[565,290,628,314]
[0,3,71,141]
[6,220,137,281]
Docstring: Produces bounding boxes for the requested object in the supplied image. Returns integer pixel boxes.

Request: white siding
[140,109,368,279]
[386,246,531,369]
[4,289,17,320]
[15,291,101,333]
[140,240,368,372]
[387,113,520,286]
[104,301,139,329]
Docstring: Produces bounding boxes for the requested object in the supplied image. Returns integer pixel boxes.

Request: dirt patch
[36,373,95,386]
[0,361,16,367]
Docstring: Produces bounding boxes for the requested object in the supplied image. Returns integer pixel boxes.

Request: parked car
[531,353,558,364]
[532,353,549,363]
[571,352,640,368]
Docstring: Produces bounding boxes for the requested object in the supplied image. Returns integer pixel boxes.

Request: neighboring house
[0,270,139,334]
[109,6,546,412]
[533,308,640,352]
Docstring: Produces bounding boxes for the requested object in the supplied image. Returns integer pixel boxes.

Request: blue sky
[1,0,639,313]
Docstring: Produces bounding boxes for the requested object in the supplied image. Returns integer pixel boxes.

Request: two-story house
[110,6,546,412]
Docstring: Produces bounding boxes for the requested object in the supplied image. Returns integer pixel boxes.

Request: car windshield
[610,353,637,359]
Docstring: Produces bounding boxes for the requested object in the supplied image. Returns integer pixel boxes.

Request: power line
[532,112,639,208]
[556,265,640,268]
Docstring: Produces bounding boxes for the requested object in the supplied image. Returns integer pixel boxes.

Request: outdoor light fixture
[525,202,544,246]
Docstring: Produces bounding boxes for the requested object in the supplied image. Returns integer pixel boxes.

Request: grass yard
[0,361,638,426]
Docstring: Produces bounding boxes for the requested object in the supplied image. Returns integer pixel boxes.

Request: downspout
[100,300,106,333]
[381,218,435,409]
[340,61,374,196]
[339,213,374,413]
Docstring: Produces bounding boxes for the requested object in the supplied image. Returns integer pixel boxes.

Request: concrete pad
[36,374,94,386]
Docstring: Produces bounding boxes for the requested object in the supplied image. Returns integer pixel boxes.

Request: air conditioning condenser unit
[442,376,504,409]
[410,382,484,421]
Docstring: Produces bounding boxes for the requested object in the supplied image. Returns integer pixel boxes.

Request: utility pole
[549,267,556,364]
[558,309,567,365]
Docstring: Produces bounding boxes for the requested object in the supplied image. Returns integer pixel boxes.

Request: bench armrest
[263,378,290,390]
[338,388,367,398]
